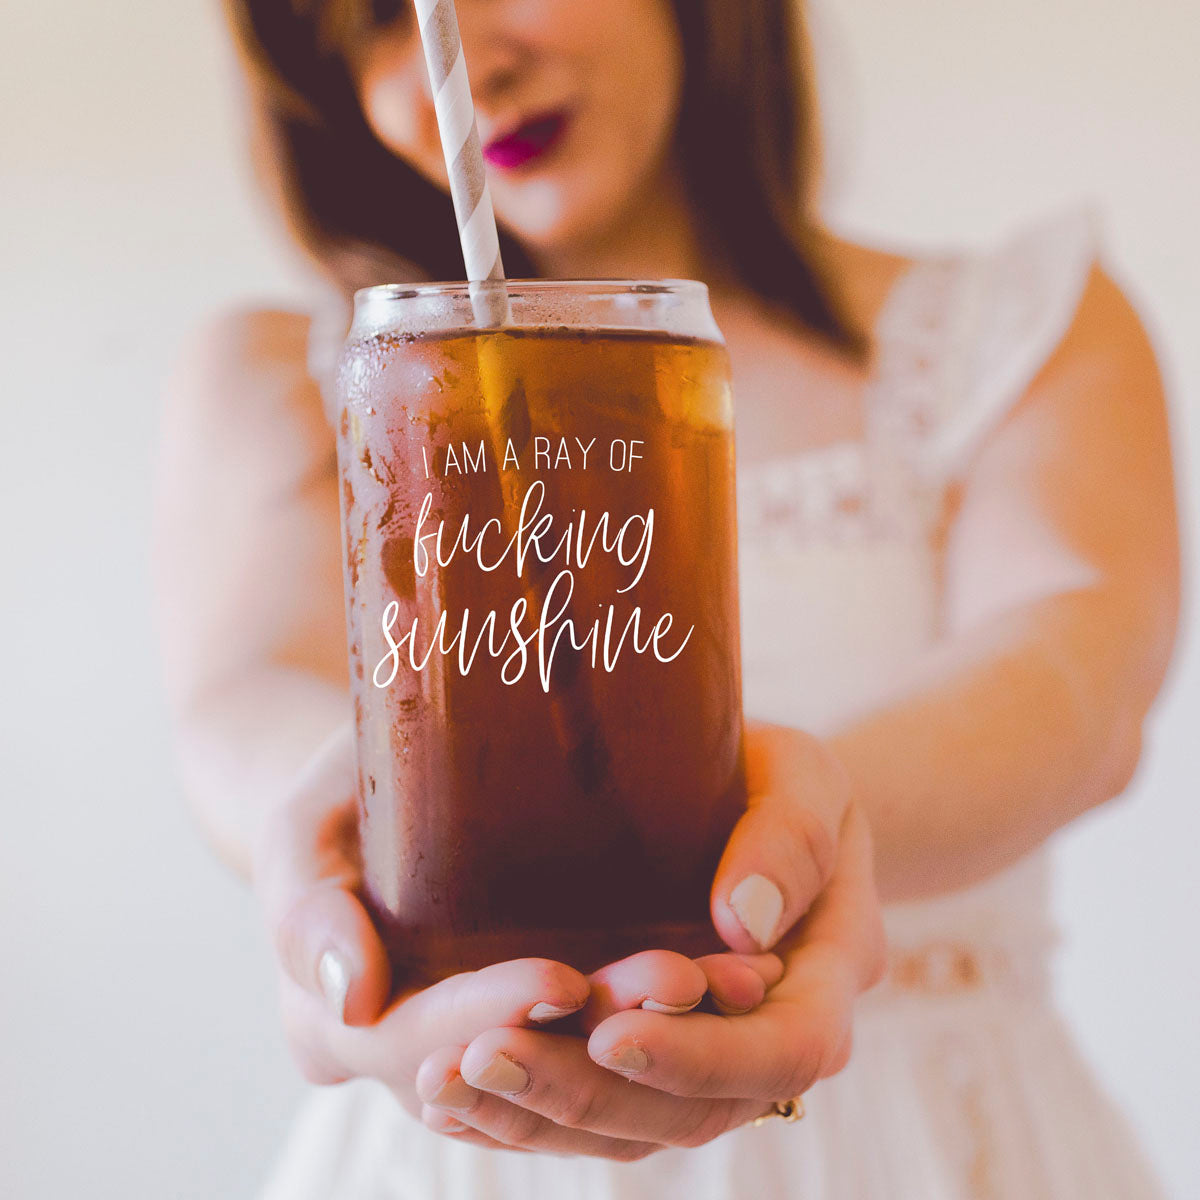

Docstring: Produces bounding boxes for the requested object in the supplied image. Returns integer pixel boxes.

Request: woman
[155,0,1180,1195]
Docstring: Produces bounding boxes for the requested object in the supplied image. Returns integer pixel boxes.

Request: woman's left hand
[414,725,887,1159]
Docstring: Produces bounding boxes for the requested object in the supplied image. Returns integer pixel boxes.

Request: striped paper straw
[412,0,509,326]
[410,0,614,796]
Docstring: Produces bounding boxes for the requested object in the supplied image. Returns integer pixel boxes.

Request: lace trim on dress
[735,441,898,544]
[871,937,1052,1001]
[737,252,970,546]
[736,207,1099,547]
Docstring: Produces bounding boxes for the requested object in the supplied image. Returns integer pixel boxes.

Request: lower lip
[483,113,569,171]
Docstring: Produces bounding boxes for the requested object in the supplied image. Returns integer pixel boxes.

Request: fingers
[396,958,590,1047]
[420,1107,525,1152]
[577,948,783,1031]
[579,951,707,1030]
[693,953,783,1014]
[295,957,589,1090]
[426,1096,657,1161]
[417,1031,759,1156]
[711,725,849,953]
[416,1070,534,1153]
[586,967,854,1102]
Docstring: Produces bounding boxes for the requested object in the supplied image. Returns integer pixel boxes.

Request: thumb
[255,723,392,1026]
[711,727,847,954]
[274,879,392,1028]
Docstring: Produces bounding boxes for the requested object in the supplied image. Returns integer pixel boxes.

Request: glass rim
[353,278,710,306]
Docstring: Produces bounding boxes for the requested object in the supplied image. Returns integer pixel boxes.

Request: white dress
[268,210,1166,1199]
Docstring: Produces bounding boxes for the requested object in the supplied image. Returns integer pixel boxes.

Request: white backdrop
[1,2,1195,1197]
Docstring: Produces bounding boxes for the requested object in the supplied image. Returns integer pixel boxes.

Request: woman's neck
[535,164,713,283]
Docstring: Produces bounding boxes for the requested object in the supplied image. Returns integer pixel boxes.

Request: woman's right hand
[252,723,780,1123]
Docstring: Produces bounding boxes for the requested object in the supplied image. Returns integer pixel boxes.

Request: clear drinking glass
[336,280,746,985]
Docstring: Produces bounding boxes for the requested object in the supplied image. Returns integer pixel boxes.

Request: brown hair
[224,0,862,352]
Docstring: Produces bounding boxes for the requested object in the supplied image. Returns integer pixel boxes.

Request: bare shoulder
[1045,265,1164,394]
[817,233,915,335]
[160,306,337,500]
[164,305,334,460]
[169,306,318,412]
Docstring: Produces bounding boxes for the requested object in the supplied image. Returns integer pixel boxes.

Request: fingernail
[598,1044,649,1076]
[642,996,702,1015]
[317,948,351,1022]
[729,874,785,951]
[527,1001,582,1023]
[465,1052,530,1096]
[441,1117,468,1133]
[431,1072,479,1112]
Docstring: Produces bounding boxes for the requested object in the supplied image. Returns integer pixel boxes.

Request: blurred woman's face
[353,0,684,256]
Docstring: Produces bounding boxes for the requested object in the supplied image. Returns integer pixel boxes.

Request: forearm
[155,311,356,881]
[826,587,1163,903]
[171,666,351,881]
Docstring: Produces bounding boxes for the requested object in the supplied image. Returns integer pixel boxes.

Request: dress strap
[868,206,1102,485]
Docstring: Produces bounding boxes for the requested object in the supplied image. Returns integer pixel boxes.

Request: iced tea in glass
[336,281,745,984]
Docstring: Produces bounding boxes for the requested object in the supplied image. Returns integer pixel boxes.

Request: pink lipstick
[482,111,568,170]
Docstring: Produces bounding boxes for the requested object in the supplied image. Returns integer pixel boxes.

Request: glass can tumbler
[336,280,746,985]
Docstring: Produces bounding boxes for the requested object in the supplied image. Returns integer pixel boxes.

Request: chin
[494,173,634,273]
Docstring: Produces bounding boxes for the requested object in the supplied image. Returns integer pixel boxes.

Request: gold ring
[752,1094,806,1126]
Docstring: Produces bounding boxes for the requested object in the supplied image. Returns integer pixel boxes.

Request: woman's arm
[154,308,350,878]
[828,267,1180,903]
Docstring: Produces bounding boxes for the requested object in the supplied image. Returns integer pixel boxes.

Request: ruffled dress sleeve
[917,206,1102,480]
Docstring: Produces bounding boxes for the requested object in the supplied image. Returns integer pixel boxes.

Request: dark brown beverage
[336,282,746,984]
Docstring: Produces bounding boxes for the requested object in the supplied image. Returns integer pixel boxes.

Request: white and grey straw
[412,0,509,324]
[409,0,610,787]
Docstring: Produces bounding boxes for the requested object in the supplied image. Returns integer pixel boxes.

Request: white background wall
[1,1,1195,1197]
